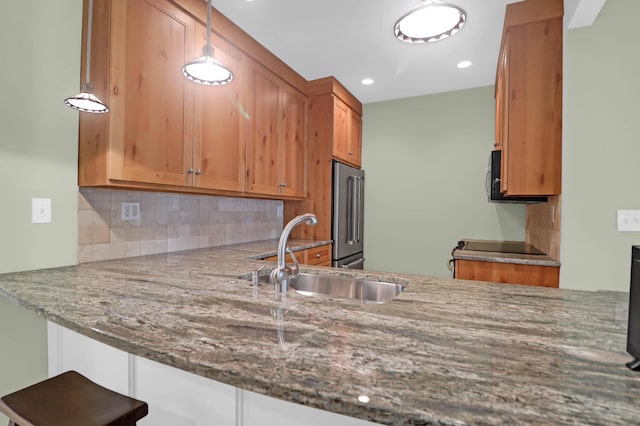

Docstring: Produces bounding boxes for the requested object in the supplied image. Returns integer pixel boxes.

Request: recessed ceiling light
[457,60,472,69]
[361,78,374,85]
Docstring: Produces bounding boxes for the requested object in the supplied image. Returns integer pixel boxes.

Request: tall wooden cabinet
[77,0,308,200]
[283,78,363,241]
[495,0,563,196]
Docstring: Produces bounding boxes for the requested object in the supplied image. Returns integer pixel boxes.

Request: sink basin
[290,273,405,304]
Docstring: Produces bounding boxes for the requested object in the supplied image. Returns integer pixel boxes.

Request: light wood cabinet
[82,0,195,188]
[245,59,307,198]
[332,97,362,168]
[262,244,332,267]
[495,0,563,196]
[455,259,559,288]
[77,0,308,200]
[193,24,246,192]
[283,78,363,241]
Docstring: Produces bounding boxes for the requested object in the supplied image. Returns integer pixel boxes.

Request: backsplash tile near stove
[78,188,283,263]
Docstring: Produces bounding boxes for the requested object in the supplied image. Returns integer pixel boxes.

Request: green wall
[362,87,526,277]
[0,0,81,417]
[561,0,640,291]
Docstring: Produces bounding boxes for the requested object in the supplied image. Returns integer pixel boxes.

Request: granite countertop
[0,239,638,425]
[453,239,561,267]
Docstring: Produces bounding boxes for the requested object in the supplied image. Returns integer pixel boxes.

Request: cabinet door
[193,26,245,192]
[245,60,282,196]
[109,0,194,186]
[348,111,362,167]
[332,97,350,163]
[503,18,562,196]
[280,83,307,198]
[499,34,511,194]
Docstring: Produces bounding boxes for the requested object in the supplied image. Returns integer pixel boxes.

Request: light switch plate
[617,210,640,231]
[32,198,52,224]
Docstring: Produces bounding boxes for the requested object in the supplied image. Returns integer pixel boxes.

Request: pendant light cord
[206,0,212,49]
[84,0,94,87]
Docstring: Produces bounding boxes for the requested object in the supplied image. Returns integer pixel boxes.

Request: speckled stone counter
[0,239,638,425]
[453,249,561,267]
[453,239,560,267]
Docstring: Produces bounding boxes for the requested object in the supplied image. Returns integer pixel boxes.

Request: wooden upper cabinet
[192,25,246,192]
[77,0,308,200]
[245,59,307,199]
[495,0,563,196]
[332,96,362,168]
[280,83,307,198]
[107,0,195,187]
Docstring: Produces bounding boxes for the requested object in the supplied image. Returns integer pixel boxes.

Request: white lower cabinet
[47,322,379,426]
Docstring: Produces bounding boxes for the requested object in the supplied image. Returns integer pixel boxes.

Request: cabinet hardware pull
[348,151,353,155]
[316,253,321,258]
[187,168,194,174]
[195,169,202,175]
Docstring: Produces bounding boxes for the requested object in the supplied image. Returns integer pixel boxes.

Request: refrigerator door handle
[347,175,358,245]
[356,176,362,243]
[341,257,365,269]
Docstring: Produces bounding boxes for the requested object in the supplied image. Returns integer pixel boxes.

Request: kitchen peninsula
[0,241,638,425]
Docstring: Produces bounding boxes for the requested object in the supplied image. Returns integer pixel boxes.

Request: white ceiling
[213,0,605,104]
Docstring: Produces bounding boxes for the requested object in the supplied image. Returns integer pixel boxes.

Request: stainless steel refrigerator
[332,161,365,269]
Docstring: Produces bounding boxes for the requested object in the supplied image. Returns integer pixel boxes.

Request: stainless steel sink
[289,273,405,304]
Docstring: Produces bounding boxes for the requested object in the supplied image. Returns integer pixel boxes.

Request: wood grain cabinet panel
[193,25,246,192]
[262,244,332,267]
[455,259,559,288]
[495,0,563,196]
[245,59,307,199]
[332,97,362,168]
[77,0,307,200]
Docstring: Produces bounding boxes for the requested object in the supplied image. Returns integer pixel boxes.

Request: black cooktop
[462,241,545,256]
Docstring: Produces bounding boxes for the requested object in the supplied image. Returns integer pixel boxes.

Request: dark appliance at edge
[627,246,640,371]
[487,150,547,203]
[332,160,365,269]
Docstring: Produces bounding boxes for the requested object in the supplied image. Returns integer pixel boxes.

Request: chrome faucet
[271,213,318,299]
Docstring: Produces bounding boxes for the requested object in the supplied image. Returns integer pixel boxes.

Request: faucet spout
[271,213,318,300]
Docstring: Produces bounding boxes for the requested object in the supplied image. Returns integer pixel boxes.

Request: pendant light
[394,0,467,44]
[64,0,108,113]
[182,0,233,85]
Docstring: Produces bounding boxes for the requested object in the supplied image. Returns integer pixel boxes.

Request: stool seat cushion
[0,370,148,426]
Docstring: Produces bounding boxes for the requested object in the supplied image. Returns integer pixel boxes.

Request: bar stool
[0,370,148,426]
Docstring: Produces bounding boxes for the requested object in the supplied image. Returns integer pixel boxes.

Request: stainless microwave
[486,150,547,204]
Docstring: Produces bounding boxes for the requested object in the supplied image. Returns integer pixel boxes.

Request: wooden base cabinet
[262,244,332,267]
[48,322,378,426]
[455,259,559,288]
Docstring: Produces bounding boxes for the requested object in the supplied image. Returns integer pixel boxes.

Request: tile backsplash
[78,188,283,263]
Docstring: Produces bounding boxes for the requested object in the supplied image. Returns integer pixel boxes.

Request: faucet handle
[286,248,300,279]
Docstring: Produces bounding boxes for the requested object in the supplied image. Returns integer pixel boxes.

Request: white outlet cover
[122,202,141,221]
[32,198,52,224]
[617,210,640,232]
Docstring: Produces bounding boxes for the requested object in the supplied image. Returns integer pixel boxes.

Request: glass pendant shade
[182,46,233,85]
[394,0,466,44]
[65,0,109,113]
[65,83,108,113]
[182,0,233,86]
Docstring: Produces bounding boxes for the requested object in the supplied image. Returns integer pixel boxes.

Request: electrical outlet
[32,198,52,224]
[122,202,141,221]
[617,210,640,232]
